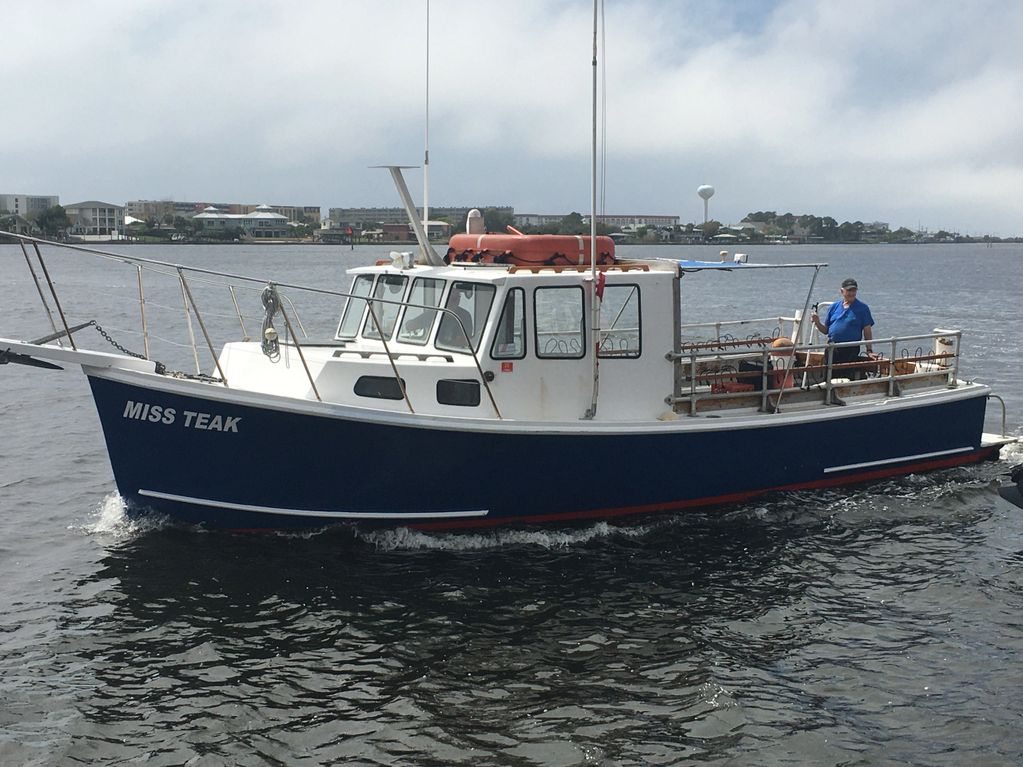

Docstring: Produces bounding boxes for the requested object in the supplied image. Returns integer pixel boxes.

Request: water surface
[1,242,1021,766]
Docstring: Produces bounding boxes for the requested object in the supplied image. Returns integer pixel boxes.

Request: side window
[397,277,445,345]
[436,282,496,353]
[354,376,406,400]
[362,274,408,340]
[490,288,526,359]
[337,274,374,339]
[436,379,481,407]
[535,286,585,359]
[598,284,641,358]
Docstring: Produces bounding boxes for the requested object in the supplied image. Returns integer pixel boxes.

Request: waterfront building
[124,200,210,221]
[676,228,706,244]
[513,213,566,227]
[0,194,60,218]
[0,214,39,235]
[65,201,125,236]
[329,206,513,229]
[192,205,290,238]
[127,200,319,224]
[367,221,451,241]
[582,214,681,228]
[515,212,681,229]
[232,204,320,224]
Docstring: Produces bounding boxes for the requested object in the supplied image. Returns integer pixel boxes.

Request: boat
[2,1,1016,531]
[0,193,1016,530]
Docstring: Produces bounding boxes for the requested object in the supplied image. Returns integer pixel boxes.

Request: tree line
[739,211,963,243]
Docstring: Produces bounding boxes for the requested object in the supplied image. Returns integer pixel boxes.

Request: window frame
[435,281,497,354]
[396,276,446,346]
[353,375,407,400]
[336,274,376,339]
[533,285,586,360]
[597,283,642,359]
[489,287,527,360]
[361,273,409,341]
[436,379,481,407]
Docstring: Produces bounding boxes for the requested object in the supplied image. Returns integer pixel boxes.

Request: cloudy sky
[5,0,1022,234]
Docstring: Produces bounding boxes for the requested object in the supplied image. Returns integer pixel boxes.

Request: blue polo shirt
[826,299,874,343]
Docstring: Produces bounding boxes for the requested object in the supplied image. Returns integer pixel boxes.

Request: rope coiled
[261,284,281,362]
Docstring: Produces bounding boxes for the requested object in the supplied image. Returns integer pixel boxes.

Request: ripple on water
[5,459,1017,765]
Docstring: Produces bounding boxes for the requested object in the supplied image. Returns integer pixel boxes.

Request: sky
[4,0,1022,235]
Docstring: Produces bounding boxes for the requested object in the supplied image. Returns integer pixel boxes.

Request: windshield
[336,274,375,339]
[435,281,496,353]
[362,274,408,340]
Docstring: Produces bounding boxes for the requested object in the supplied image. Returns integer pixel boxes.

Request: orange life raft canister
[447,226,615,267]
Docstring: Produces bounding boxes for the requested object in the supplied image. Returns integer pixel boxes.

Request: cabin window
[598,284,642,358]
[490,288,526,359]
[534,286,585,359]
[397,277,445,345]
[436,281,496,353]
[362,274,409,340]
[436,379,481,407]
[354,375,406,400]
[337,274,375,339]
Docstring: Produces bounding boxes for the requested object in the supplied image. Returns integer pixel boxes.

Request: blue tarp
[666,259,826,271]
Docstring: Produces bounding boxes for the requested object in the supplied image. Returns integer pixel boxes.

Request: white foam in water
[999,438,1023,462]
[359,520,656,551]
[72,493,172,541]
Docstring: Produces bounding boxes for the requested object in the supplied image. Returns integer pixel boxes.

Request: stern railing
[666,329,963,415]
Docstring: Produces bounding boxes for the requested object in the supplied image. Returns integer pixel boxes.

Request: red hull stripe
[410,445,1003,531]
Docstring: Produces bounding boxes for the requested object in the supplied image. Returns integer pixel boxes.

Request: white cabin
[218,261,678,422]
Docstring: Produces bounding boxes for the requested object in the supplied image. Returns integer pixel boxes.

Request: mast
[585,0,601,419]
[423,0,430,232]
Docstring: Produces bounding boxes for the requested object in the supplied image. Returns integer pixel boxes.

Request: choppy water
[2,242,1022,765]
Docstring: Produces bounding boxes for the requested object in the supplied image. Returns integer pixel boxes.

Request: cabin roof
[346,261,675,285]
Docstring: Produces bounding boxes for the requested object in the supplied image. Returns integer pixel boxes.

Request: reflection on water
[2,243,1023,765]
[0,461,1016,765]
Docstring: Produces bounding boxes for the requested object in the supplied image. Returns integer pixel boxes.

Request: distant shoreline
[3,236,1020,247]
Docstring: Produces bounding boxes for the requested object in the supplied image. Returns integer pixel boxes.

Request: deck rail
[5,233,502,417]
[667,330,962,415]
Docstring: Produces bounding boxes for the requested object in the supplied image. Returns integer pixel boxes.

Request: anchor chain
[90,321,144,359]
[88,321,167,374]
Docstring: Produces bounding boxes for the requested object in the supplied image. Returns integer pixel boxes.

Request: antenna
[585,0,602,420]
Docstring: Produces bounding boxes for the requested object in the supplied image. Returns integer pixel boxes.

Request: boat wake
[999,438,1023,463]
[358,520,657,551]
[74,493,175,541]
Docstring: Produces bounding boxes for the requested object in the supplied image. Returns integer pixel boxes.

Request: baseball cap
[841,278,858,289]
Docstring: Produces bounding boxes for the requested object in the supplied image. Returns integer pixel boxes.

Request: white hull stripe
[138,490,489,520]
[823,446,974,474]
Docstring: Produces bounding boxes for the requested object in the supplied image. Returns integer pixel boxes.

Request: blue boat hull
[86,373,996,530]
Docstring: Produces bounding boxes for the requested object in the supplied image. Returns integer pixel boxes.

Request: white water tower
[697,185,715,224]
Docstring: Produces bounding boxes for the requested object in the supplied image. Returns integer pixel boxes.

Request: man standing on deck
[811,278,878,370]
